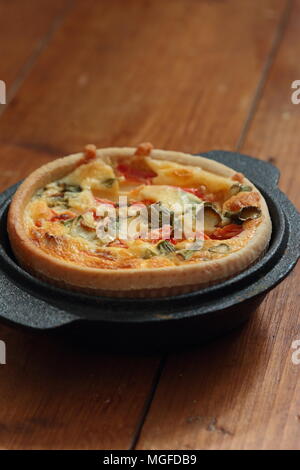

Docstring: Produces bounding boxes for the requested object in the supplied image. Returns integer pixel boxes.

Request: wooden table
[0,0,299,450]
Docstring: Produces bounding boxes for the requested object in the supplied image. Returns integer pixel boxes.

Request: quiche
[7,143,272,297]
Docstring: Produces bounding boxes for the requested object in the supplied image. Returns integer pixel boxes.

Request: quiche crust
[7,147,272,298]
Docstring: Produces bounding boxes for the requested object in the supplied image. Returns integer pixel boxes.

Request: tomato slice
[88,208,100,221]
[210,224,243,240]
[195,231,211,240]
[95,198,116,207]
[130,199,155,206]
[108,239,128,248]
[117,163,156,183]
[50,211,76,222]
[182,187,204,199]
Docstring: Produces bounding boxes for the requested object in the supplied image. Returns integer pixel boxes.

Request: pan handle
[0,182,22,208]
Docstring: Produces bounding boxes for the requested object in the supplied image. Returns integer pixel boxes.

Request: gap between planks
[0,0,293,451]
[0,0,76,121]
[236,0,293,152]
[129,353,168,450]
[130,0,294,450]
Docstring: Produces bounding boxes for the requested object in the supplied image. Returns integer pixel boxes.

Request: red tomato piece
[117,163,156,183]
[130,199,155,206]
[195,231,211,240]
[108,239,128,248]
[210,224,243,240]
[95,198,116,207]
[182,187,204,199]
[50,211,76,222]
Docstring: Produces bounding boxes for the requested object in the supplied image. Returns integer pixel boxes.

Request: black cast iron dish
[0,151,299,348]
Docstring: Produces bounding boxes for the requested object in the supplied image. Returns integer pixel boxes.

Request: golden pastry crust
[7,146,272,297]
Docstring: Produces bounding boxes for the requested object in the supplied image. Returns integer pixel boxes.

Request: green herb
[224,206,261,222]
[204,205,222,232]
[229,184,252,196]
[65,184,82,193]
[240,185,252,192]
[238,206,261,221]
[224,210,239,220]
[229,184,241,196]
[62,217,75,226]
[157,240,176,255]
[47,196,68,208]
[149,202,174,229]
[56,182,82,193]
[64,214,82,226]
[176,250,194,260]
[142,248,158,259]
[208,243,230,254]
[47,183,82,208]
[101,178,116,188]
[35,188,44,198]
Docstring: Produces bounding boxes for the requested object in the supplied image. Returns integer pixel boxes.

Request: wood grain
[137,0,300,450]
[0,0,286,156]
[0,0,74,91]
[0,327,160,450]
[0,0,298,450]
[0,0,160,450]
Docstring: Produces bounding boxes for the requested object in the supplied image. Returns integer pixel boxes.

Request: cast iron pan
[0,151,299,348]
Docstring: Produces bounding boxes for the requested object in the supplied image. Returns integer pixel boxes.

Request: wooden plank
[0,0,289,450]
[137,0,300,450]
[0,327,160,450]
[0,0,287,157]
[0,0,73,90]
[0,0,161,452]
[137,273,300,450]
[242,5,300,209]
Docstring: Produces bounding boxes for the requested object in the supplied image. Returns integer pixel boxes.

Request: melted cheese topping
[24,154,263,269]
[146,157,234,191]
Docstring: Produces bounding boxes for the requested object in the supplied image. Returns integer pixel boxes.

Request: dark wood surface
[0,0,299,449]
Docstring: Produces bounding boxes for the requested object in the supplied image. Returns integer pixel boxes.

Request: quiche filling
[24,144,263,270]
